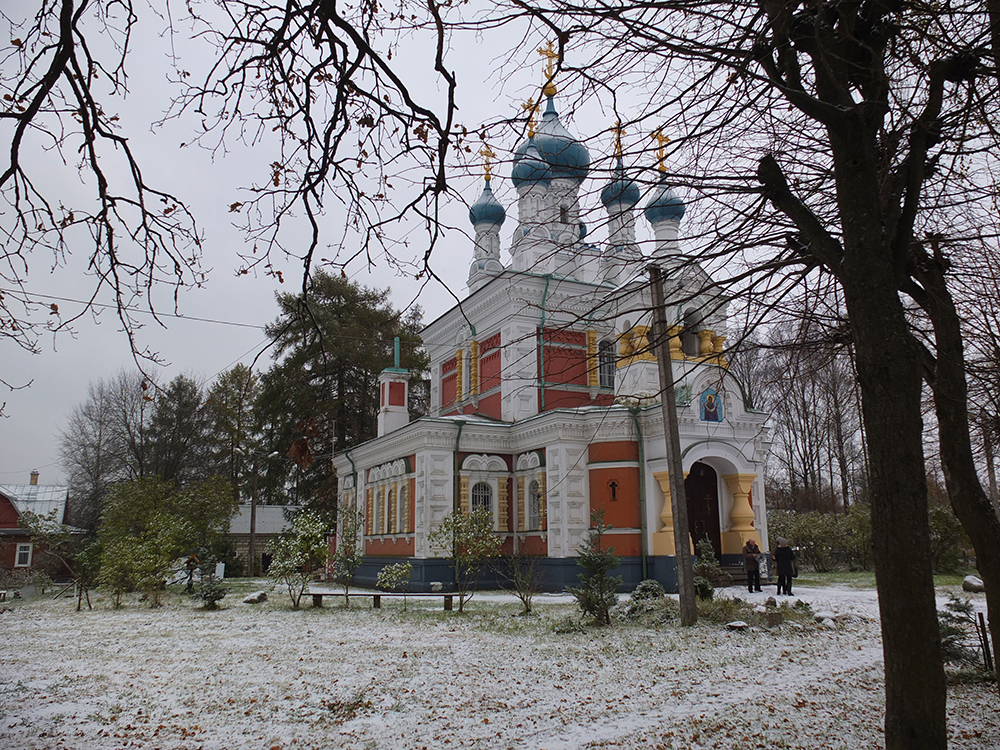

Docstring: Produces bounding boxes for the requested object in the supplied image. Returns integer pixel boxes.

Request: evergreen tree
[257,272,427,521]
[569,510,622,626]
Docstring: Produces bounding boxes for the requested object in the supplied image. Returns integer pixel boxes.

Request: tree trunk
[917,258,1000,685]
[847,288,946,748]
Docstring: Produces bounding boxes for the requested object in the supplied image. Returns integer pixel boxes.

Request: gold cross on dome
[652,129,671,172]
[479,145,497,180]
[611,120,625,157]
[521,98,538,138]
[537,41,559,95]
[537,41,559,80]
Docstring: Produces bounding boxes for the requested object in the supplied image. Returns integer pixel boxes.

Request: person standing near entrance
[742,539,763,593]
[773,537,796,595]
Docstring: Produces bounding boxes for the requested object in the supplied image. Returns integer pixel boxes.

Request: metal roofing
[0,484,70,521]
[228,505,299,536]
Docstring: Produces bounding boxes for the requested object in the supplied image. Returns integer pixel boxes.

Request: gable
[0,492,19,528]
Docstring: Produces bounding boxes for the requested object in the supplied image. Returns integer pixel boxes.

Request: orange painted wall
[601,532,642,556]
[519,535,548,556]
[589,441,639,463]
[365,537,415,557]
[589,466,641,528]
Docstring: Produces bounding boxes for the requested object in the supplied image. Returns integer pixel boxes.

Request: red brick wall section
[442,372,457,408]
[479,350,501,393]
[476,393,502,420]
[0,495,19,527]
[388,380,406,406]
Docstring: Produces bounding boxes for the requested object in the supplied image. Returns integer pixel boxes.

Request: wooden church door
[685,462,722,557]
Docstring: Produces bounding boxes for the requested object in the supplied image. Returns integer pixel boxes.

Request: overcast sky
[1,4,662,487]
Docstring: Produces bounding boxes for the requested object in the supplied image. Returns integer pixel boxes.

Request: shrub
[693,576,714,601]
[268,511,329,608]
[503,552,543,615]
[192,553,228,610]
[692,538,731,589]
[632,579,666,601]
[569,509,622,626]
[428,508,502,612]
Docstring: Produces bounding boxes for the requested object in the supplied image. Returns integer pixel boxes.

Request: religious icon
[700,388,723,422]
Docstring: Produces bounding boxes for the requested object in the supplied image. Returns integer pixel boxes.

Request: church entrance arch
[685,462,721,557]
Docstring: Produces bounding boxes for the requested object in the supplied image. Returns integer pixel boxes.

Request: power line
[1,288,267,330]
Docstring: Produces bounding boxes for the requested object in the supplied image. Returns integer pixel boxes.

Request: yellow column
[517,476,526,532]
[698,329,715,356]
[586,330,598,387]
[459,475,470,514]
[498,480,509,532]
[366,487,374,535]
[470,341,479,396]
[721,473,758,554]
[537,472,547,529]
[403,483,412,533]
[668,325,684,360]
[712,335,728,367]
[651,470,693,555]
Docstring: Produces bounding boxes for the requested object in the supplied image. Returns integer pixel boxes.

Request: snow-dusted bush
[569,510,621,626]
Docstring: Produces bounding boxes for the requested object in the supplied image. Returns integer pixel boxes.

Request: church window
[608,479,619,502]
[682,308,701,356]
[560,205,570,224]
[471,482,493,518]
[599,340,615,388]
[528,480,541,530]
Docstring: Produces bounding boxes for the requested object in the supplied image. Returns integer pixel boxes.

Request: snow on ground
[0,582,995,750]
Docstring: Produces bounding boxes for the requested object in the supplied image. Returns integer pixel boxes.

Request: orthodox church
[332,76,771,593]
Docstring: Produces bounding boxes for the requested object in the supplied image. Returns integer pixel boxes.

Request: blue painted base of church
[350,555,684,594]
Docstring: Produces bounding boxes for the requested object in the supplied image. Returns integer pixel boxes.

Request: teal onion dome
[469,179,506,227]
[512,95,590,185]
[643,173,686,224]
[601,157,640,209]
[511,139,552,188]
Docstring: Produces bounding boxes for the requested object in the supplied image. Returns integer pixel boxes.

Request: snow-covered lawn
[1,582,995,750]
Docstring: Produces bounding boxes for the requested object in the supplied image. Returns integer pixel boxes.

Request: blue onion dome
[512,95,590,185]
[601,157,641,209]
[469,178,506,227]
[643,173,686,224]
[511,139,552,188]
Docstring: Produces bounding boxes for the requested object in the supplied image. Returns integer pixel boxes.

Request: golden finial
[611,120,625,157]
[479,145,497,181]
[537,41,559,97]
[521,98,538,138]
[652,129,671,173]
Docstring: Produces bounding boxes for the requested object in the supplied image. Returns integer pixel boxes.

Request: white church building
[332,86,771,592]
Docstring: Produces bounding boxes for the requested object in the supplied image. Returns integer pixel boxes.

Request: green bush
[693,576,714,601]
[569,509,622,626]
[692,538,731,588]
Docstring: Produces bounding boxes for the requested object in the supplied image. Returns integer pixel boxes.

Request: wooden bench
[309,590,461,611]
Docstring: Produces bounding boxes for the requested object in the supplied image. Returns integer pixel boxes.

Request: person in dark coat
[773,537,796,595]
[742,539,763,593]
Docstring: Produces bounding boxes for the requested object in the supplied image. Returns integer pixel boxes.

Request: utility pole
[649,264,697,626]
[249,454,259,577]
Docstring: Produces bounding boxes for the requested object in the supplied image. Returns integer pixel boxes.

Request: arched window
[471,482,493,517]
[682,308,701,356]
[599,340,615,389]
[528,480,541,530]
